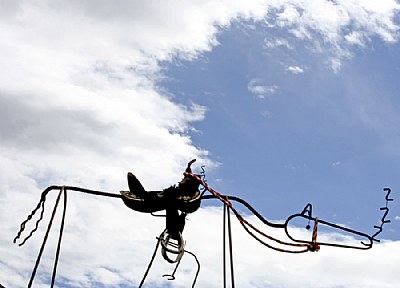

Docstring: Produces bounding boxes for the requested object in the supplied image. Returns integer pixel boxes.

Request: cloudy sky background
[1,0,400,287]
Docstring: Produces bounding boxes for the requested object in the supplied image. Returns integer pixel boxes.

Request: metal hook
[162,274,176,281]
[162,260,181,281]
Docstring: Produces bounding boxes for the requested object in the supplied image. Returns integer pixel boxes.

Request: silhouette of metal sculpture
[14,159,393,288]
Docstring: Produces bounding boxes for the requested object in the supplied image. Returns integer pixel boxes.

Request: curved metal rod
[138,235,162,288]
[186,249,201,288]
[201,194,285,228]
[284,214,373,249]
[160,241,201,288]
[14,186,123,246]
[162,261,179,280]
[201,194,374,250]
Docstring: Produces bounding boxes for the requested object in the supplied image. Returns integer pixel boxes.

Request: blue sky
[1,1,400,287]
[161,20,400,237]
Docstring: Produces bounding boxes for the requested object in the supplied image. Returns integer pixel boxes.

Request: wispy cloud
[264,37,293,49]
[248,79,279,99]
[286,65,305,74]
[264,0,400,70]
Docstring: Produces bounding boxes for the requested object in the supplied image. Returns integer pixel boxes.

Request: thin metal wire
[14,186,123,245]
[226,203,235,288]
[223,200,236,287]
[186,249,201,288]
[138,235,162,288]
[195,173,386,251]
[222,203,226,288]
[27,188,63,288]
[371,188,393,242]
[162,260,180,280]
[14,194,46,246]
[51,187,67,287]
[192,174,311,253]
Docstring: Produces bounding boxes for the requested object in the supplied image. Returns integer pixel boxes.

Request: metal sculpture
[13,159,393,287]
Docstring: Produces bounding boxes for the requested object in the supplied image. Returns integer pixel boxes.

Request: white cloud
[264,0,400,70]
[1,1,400,287]
[248,79,279,99]
[286,65,305,74]
[345,31,367,46]
[0,0,275,189]
[0,1,271,286]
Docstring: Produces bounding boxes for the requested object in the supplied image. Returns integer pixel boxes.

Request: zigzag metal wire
[371,188,394,242]
[199,165,207,194]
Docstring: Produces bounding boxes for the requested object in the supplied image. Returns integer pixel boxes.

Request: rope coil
[160,229,185,263]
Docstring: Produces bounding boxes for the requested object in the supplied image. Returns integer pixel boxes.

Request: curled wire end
[162,273,176,281]
[162,246,201,287]
[361,240,375,248]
